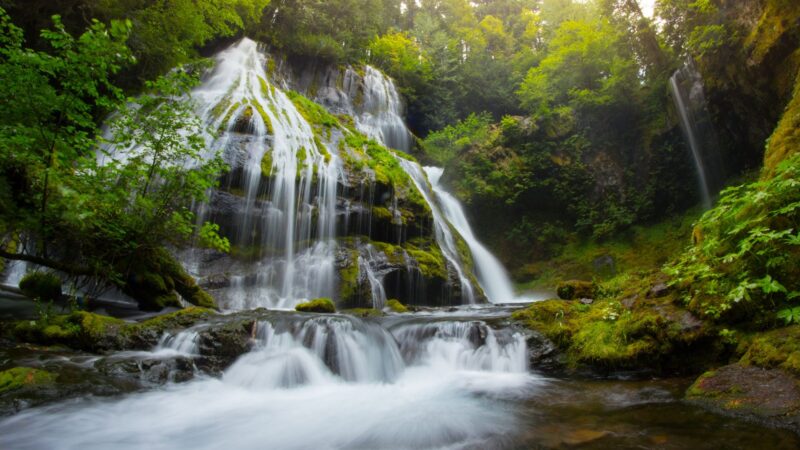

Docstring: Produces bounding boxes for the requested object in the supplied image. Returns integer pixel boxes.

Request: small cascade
[224,316,405,387]
[425,167,516,303]
[390,320,528,373]
[397,159,477,304]
[358,244,389,310]
[1,259,28,288]
[355,66,412,152]
[154,329,201,355]
[669,61,722,208]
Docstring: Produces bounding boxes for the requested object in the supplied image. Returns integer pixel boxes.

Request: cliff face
[178,39,485,311]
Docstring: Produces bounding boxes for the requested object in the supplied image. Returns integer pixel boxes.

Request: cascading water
[425,167,517,303]
[186,38,342,309]
[0,312,541,449]
[398,159,477,304]
[669,61,722,209]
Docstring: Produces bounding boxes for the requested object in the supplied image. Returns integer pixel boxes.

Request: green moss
[512,294,708,369]
[739,325,800,376]
[344,308,385,318]
[261,151,273,175]
[386,299,408,313]
[405,242,448,280]
[296,297,336,313]
[338,248,360,301]
[286,90,339,130]
[122,247,217,311]
[371,206,394,222]
[252,101,274,135]
[763,73,800,176]
[0,367,55,394]
[13,307,215,352]
[556,280,596,300]
[19,272,62,302]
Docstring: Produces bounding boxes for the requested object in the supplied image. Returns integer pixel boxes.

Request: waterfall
[355,66,412,152]
[669,61,722,209]
[425,167,516,303]
[397,159,476,304]
[186,38,342,310]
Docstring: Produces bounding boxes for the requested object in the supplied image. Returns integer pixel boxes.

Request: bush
[19,272,62,302]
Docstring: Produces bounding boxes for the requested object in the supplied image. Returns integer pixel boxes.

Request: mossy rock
[512,295,711,372]
[0,367,56,394]
[739,325,800,377]
[295,298,336,313]
[385,299,408,313]
[19,272,62,302]
[122,247,217,311]
[686,364,800,430]
[556,280,596,300]
[12,307,215,352]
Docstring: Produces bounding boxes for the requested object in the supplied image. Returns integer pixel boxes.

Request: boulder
[295,298,336,313]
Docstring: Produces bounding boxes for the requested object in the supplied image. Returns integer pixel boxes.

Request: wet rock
[525,330,564,374]
[199,274,231,290]
[592,254,616,277]
[686,364,800,433]
[647,283,671,298]
[195,319,255,375]
[621,294,638,309]
[95,356,195,385]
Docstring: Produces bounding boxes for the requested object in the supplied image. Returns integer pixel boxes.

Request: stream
[0,303,797,449]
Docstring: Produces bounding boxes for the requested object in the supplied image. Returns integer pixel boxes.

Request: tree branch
[0,249,94,277]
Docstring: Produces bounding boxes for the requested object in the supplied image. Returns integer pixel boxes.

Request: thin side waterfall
[398,159,476,304]
[669,61,721,209]
[188,38,342,309]
[425,167,516,303]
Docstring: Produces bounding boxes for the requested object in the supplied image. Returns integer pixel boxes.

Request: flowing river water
[0,303,798,449]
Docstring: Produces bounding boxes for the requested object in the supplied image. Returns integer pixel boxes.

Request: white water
[424,167,517,303]
[188,38,341,309]
[0,313,541,449]
[398,159,477,304]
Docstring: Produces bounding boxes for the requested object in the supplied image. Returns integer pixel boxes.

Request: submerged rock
[686,364,800,433]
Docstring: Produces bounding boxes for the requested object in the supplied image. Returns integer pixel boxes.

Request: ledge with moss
[11,307,215,353]
[0,367,56,395]
[295,298,336,313]
[511,272,714,374]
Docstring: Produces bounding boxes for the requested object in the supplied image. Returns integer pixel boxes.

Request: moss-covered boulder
[556,280,596,300]
[386,299,408,313]
[0,367,56,394]
[512,293,712,374]
[12,307,215,352]
[738,325,800,377]
[686,364,800,432]
[122,247,217,311]
[18,272,62,302]
[295,298,336,313]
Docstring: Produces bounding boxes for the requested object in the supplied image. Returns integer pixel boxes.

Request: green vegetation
[18,272,62,302]
[0,367,56,394]
[295,298,336,313]
[385,299,409,313]
[666,154,800,325]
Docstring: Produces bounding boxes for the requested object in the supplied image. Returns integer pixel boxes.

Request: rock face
[172,38,486,311]
[686,364,800,432]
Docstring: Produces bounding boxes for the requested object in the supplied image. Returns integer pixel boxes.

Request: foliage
[666,155,800,323]
[0,10,226,308]
[420,112,492,165]
[18,271,62,302]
